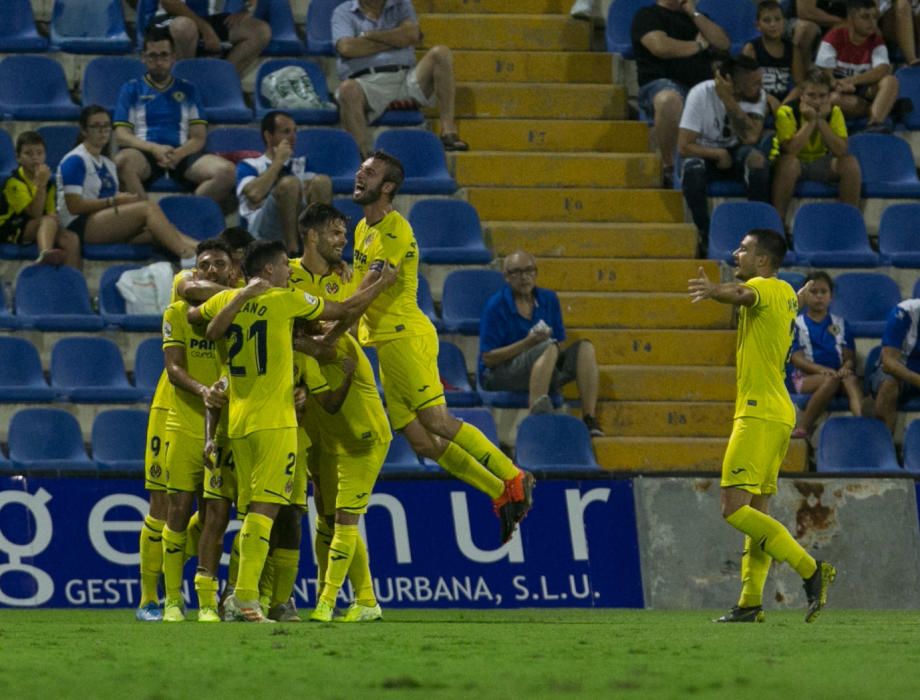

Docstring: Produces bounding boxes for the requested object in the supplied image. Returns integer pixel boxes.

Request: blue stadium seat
[83,240,154,261]
[792,203,878,267]
[51,336,143,403]
[92,409,147,472]
[373,131,457,194]
[135,0,158,46]
[0,284,21,330]
[372,107,425,127]
[332,197,364,262]
[878,203,920,267]
[295,128,360,193]
[816,416,900,472]
[708,202,794,264]
[98,264,163,332]
[788,392,850,412]
[0,0,49,52]
[903,420,920,471]
[81,56,144,111]
[440,269,504,334]
[416,274,441,331]
[895,66,920,130]
[206,127,263,156]
[438,340,481,407]
[849,133,920,197]
[382,434,426,473]
[14,264,104,331]
[7,408,95,473]
[50,0,132,53]
[778,270,806,290]
[255,59,338,124]
[409,200,492,264]
[0,337,55,402]
[830,272,901,338]
[134,337,165,401]
[0,55,81,120]
[159,195,225,241]
[253,0,304,55]
[37,125,79,172]
[697,0,759,53]
[0,130,16,176]
[305,0,341,55]
[914,279,920,299]
[515,414,600,473]
[173,59,252,124]
[606,0,654,57]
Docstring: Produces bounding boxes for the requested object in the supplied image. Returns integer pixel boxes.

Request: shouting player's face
[353,158,388,204]
[315,219,347,265]
[732,235,760,281]
[196,249,232,286]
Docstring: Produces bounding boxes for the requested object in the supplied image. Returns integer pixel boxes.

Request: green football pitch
[2,609,919,698]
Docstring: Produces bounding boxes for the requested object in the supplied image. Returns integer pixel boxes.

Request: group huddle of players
[135,152,535,623]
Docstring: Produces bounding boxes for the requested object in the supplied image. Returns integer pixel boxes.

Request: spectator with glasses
[478,250,604,437]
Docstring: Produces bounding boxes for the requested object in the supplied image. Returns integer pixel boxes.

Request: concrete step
[449,152,659,188]
[467,188,685,223]
[485,221,697,258]
[595,401,736,438]
[566,329,736,366]
[435,119,649,153]
[594,437,808,473]
[416,0,570,13]
[419,14,591,51]
[559,292,733,329]
[574,365,736,401]
[535,258,718,293]
[445,50,612,83]
[452,82,626,119]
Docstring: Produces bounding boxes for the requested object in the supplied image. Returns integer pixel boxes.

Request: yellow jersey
[770,103,847,164]
[352,210,435,345]
[735,276,798,427]
[198,286,325,438]
[289,257,355,301]
[0,167,55,239]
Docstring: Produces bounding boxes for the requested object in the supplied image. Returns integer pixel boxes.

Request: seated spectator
[152,1,270,76]
[770,68,861,223]
[678,55,770,253]
[789,271,864,438]
[478,250,604,438]
[114,27,236,207]
[878,0,920,67]
[58,105,199,266]
[631,0,731,188]
[788,0,847,73]
[870,297,920,433]
[237,111,333,256]
[742,1,802,113]
[332,0,468,156]
[1,131,80,268]
[815,0,898,132]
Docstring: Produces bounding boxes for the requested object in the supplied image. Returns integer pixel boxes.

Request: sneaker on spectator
[583,415,605,437]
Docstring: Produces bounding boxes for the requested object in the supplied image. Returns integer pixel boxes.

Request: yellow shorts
[144,407,169,492]
[203,437,238,502]
[721,417,792,496]
[312,442,388,517]
[232,427,298,513]
[376,332,445,430]
[165,428,205,494]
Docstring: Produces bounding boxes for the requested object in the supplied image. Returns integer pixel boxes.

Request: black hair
[748,228,787,270]
[143,25,174,51]
[805,270,834,292]
[15,131,44,155]
[756,1,784,19]
[195,237,233,258]
[718,54,760,80]
[76,104,112,155]
[220,226,255,251]
[299,202,347,234]
[369,150,405,199]
[260,110,294,146]
[243,240,286,279]
[802,67,834,90]
[847,0,876,12]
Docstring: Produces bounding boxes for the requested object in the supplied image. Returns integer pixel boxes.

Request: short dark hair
[802,67,834,90]
[756,1,784,19]
[195,237,233,259]
[748,228,787,270]
[299,202,347,234]
[143,25,174,51]
[15,131,44,155]
[718,54,761,80]
[243,240,286,279]
[220,226,255,251]
[369,150,405,199]
[260,110,294,145]
[805,270,834,292]
[847,0,876,13]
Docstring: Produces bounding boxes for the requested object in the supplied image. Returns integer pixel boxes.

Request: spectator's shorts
[153,12,233,44]
[338,67,434,123]
[481,338,585,394]
[868,357,920,400]
[637,78,689,119]
[800,153,836,182]
[140,151,202,190]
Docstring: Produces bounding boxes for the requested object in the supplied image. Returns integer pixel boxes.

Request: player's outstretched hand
[688,266,715,303]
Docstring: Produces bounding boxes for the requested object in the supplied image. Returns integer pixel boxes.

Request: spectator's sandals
[440,133,469,151]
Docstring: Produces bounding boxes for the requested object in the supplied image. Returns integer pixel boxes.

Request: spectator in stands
[631,0,731,188]
[789,271,864,438]
[815,0,899,132]
[237,110,333,256]
[678,54,770,253]
[332,0,468,156]
[1,131,81,268]
[742,1,802,114]
[152,1,270,77]
[113,27,236,208]
[478,250,604,438]
[871,297,920,433]
[787,1,847,73]
[58,105,199,266]
[878,0,920,67]
[770,68,861,223]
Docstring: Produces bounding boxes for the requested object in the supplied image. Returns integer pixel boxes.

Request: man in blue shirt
[114,27,236,207]
[478,250,604,437]
[871,297,920,432]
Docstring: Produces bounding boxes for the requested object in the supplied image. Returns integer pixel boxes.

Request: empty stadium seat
[708,202,793,264]
[791,203,878,267]
[830,273,901,338]
[816,416,900,472]
[134,337,165,401]
[878,204,920,267]
[515,414,600,472]
[304,0,340,55]
[382,434,426,473]
[51,336,143,402]
[81,56,144,111]
[0,55,81,120]
[160,195,226,241]
[778,270,806,290]
[92,409,147,472]
[0,0,49,52]
[438,340,481,407]
[896,65,920,129]
[134,0,158,46]
[50,0,132,53]
[255,59,338,124]
[254,0,304,55]
[0,337,55,402]
[173,59,252,124]
[373,131,457,194]
[409,200,492,264]
[294,128,360,193]
[206,127,264,158]
[98,264,163,332]
[605,0,654,58]
[440,269,504,334]
[14,264,105,331]
[416,275,442,331]
[451,407,500,445]
[0,130,16,176]
[848,133,920,197]
[37,125,79,172]
[903,420,920,471]
[697,0,758,53]
[8,408,94,472]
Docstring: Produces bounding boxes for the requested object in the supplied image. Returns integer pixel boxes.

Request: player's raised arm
[195,277,270,340]
[688,266,757,307]
[319,260,398,322]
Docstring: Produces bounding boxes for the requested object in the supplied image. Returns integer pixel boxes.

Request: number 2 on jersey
[227,320,268,377]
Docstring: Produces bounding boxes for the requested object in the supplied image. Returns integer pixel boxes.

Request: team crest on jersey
[828,324,840,336]
[325,281,339,295]
[172,91,185,102]
[210,475,222,489]
[162,320,172,338]
[284,479,294,494]
[150,463,162,478]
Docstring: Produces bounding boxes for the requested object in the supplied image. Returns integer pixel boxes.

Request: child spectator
[790,271,863,438]
[870,297,920,433]
[770,68,861,223]
[743,1,802,113]
[0,132,81,268]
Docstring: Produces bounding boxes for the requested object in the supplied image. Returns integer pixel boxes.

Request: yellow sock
[349,533,377,607]
[235,513,274,602]
[184,511,202,563]
[453,422,518,480]
[270,548,300,608]
[738,535,771,608]
[726,505,817,580]
[437,442,504,499]
[161,526,187,602]
[138,515,164,606]
[314,517,333,592]
[228,529,241,588]
[320,524,358,606]
[194,570,219,609]
[258,553,275,604]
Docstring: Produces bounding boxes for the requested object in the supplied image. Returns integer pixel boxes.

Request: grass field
[2,609,920,698]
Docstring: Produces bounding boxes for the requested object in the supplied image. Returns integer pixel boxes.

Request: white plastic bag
[260,66,336,111]
[115,262,174,315]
